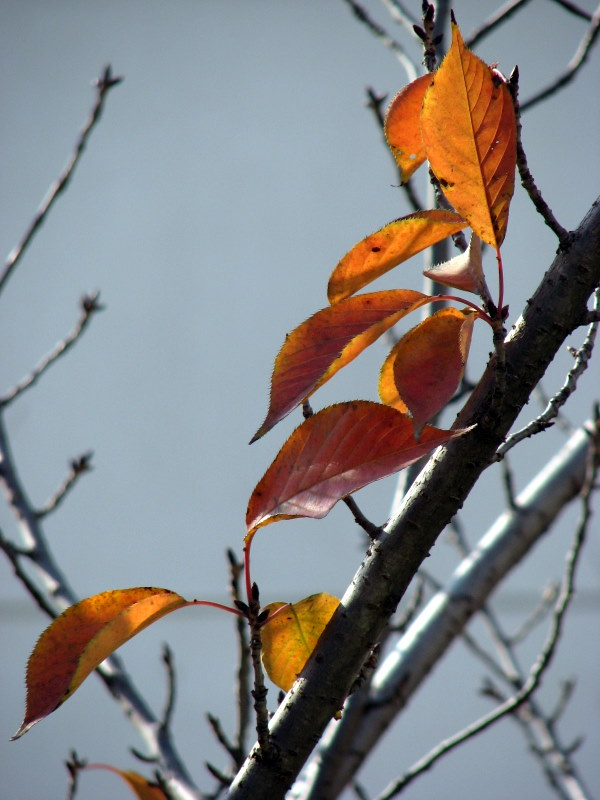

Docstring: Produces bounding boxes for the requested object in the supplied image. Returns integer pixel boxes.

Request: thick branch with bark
[225,199,600,799]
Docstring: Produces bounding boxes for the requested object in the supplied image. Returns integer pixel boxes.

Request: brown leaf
[261,594,340,692]
[250,290,430,442]
[420,22,516,247]
[384,74,432,183]
[246,401,473,540]
[327,210,467,304]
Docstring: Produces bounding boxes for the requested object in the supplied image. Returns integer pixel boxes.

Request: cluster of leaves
[13,19,517,798]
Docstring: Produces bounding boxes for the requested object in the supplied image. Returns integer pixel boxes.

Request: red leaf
[388,308,476,434]
[250,290,430,442]
[246,401,472,540]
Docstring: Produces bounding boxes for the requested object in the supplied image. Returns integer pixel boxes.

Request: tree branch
[225,196,600,799]
[0,67,122,295]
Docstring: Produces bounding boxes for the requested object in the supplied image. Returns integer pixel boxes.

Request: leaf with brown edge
[423,233,491,298]
[246,401,473,541]
[83,765,168,800]
[420,22,516,248]
[327,210,467,304]
[13,588,189,739]
[261,594,340,692]
[389,308,476,435]
[385,73,432,183]
[250,290,431,443]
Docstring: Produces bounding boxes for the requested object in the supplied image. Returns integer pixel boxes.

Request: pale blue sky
[1,2,598,799]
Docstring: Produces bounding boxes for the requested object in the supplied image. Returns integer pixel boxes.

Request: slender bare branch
[342,0,419,81]
[465,0,533,48]
[0,67,122,295]
[521,4,600,111]
[548,0,593,20]
[1,293,103,407]
[36,452,93,518]
[497,287,599,458]
[379,0,419,33]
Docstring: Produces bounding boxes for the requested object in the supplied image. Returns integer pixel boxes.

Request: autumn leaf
[246,401,473,540]
[261,594,340,692]
[327,210,467,304]
[420,21,516,247]
[384,73,432,183]
[13,588,189,739]
[381,308,475,434]
[83,765,168,800]
[250,290,433,442]
[423,233,491,298]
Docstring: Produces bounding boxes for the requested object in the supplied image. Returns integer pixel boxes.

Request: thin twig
[373,415,599,800]
[160,645,177,731]
[508,69,572,246]
[227,549,251,767]
[65,751,87,800]
[36,452,93,518]
[465,0,533,49]
[548,0,593,20]
[0,527,58,619]
[248,584,275,759]
[1,292,104,407]
[0,66,122,295]
[509,583,560,645]
[343,495,383,539]
[379,0,419,33]
[343,0,419,81]
[521,4,600,111]
[497,288,599,458]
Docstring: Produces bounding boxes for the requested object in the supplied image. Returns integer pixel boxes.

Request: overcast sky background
[1,2,599,799]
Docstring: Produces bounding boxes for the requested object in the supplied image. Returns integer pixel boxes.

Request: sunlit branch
[520,4,600,111]
[0,67,122,295]
[465,0,533,49]
[342,0,419,82]
[0,293,103,408]
[379,0,419,34]
[497,287,599,458]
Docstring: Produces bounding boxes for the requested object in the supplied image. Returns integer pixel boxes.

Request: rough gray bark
[225,197,600,800]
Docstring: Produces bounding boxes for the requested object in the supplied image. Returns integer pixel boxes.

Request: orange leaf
[423,233,491,297]
[13,588,189,738]
[261,594,340,692]
[327,211,467,304]
[84,765,168,800]
[384,73,432,183]
[246,401,472,540]
[388,308,475,434]
[420,22,516,247]
[250,290,431,442]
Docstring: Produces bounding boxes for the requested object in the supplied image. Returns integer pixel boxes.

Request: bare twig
[343,495,383,539]
[1,292,104,407]
[497,288,599,458]
[379,0,419,33]
[465,0,533,49]
[0,67,122,295]
[521,4,600,111]
[508,69,572,246]
[248,584,275,759]
[227,549,251,767]
[509,583,560,645]
[65,751,87,800]
[373,417,598,800]
[161,645,177,731]
[343,0,419,81]
[548,0,594,20]
[36,451,93,518]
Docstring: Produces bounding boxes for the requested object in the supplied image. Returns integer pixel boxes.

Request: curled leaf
[246,401,473,540]
[384,308,476,434]
[423,233,491,298]
[384,74,432,183]
[13,588,189,738]
[261,594,340,691]
[420,21,516,247]
[327,210,467,304]
[250,290,431,442]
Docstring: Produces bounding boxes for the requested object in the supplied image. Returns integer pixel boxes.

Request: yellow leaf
[327,210,467,304]
[261,594,340,691]
[384,73,432,182]
[420,22,516,247]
